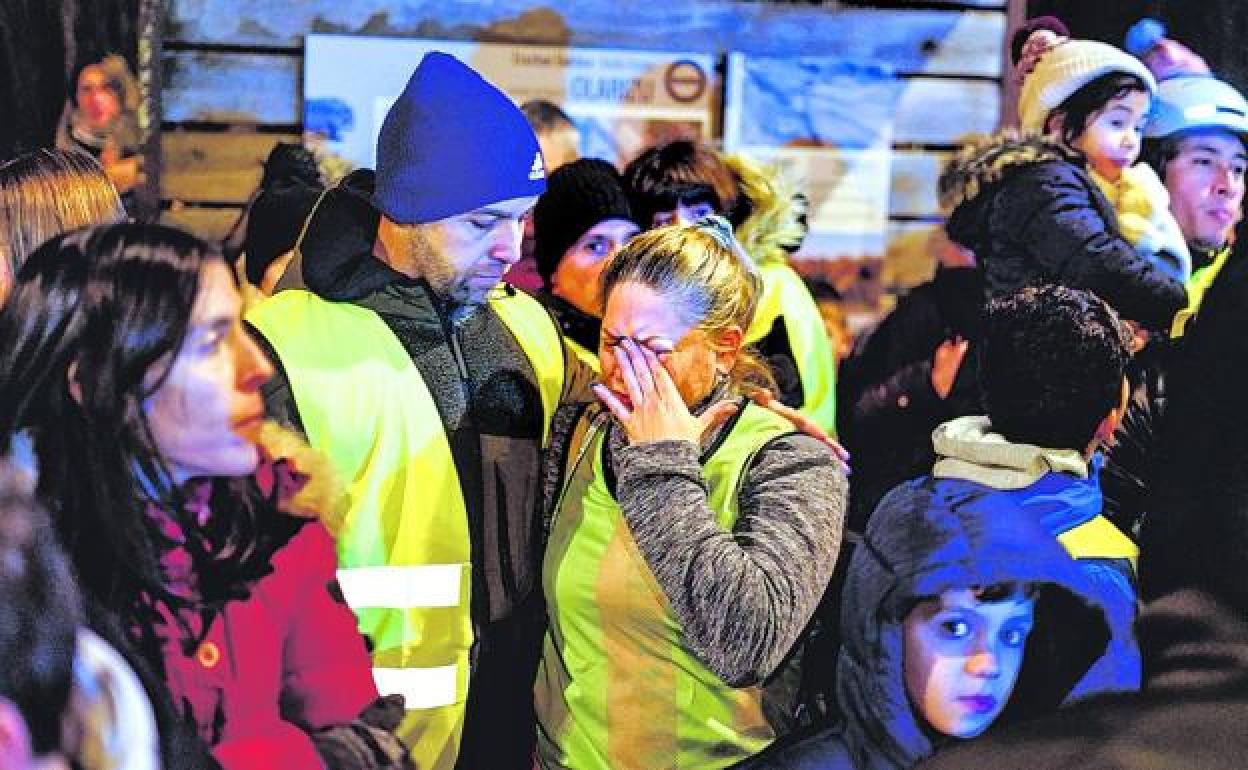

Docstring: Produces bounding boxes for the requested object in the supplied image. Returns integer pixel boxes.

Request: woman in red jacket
[0,223,408,769]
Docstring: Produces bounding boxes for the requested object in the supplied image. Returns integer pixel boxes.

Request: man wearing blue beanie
[246,52,596,770]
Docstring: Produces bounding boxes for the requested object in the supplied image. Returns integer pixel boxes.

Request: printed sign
[304,35,715,171]
[724,53,905,259]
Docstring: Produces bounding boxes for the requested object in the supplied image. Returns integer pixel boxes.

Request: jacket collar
[932,416,1088,490]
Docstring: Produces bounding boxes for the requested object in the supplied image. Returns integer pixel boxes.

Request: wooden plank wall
[159,0,1007,294]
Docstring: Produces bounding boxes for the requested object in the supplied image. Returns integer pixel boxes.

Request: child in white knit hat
[942,17,1189,346]
[1017,22,1191,284]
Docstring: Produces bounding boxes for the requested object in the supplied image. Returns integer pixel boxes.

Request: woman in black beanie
[241,143,325,295]
[532,158,639,369]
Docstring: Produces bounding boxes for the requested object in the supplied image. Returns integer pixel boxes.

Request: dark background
[3,2,1244,164]
[1029,0,1248,91]
[0,0,141,158]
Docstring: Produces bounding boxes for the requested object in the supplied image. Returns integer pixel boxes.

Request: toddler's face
[902,588,1035,739]
[1074,89,1151,182]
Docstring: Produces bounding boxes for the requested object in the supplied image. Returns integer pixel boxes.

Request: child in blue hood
[735,480,1111,769]
[929,284,1140,698]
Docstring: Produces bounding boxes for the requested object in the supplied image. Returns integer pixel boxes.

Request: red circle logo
[665,60,707,104]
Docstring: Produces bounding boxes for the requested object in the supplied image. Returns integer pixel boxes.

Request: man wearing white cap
[1141,74,1248,335]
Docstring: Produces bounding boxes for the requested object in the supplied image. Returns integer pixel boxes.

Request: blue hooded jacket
[929,415,1141,698]
[736,478,1111,769]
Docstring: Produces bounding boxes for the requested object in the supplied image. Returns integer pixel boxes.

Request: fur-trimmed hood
[938,132,1078,213]
[723,152,806,267]
[253,420,347,529]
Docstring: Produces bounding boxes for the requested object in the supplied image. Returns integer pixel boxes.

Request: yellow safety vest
[1172,245,1232,338]
[536,402,793,769]
[562,335,599,374]
[1057,514,1139,576]
[748,262,838,436]
[247,288,563,770]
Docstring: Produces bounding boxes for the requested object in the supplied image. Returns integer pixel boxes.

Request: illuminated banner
[304,34,715,171]
[724,53,905,259]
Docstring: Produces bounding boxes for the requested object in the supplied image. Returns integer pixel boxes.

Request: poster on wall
[304,34,715,172]
[723,53,906,261]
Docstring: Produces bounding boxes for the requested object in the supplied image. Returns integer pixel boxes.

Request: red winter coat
[152,509,378,770]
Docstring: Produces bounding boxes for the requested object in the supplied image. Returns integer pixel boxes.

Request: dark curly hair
[980,285,1131,451]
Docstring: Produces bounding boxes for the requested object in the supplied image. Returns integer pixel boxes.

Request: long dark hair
[0,223,292,663]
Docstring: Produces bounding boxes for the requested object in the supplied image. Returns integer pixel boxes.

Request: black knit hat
[243,143,325,285]
[243,181,322,285]
[533,158,634,284]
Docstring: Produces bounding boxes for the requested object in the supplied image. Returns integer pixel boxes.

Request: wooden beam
[161,129,301,204]
[166,2,1003,76]
[161,50,301,124]
[162,51,999,144]
[161,203,244,243]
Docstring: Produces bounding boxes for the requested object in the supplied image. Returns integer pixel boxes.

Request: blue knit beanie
[373,52,547,224]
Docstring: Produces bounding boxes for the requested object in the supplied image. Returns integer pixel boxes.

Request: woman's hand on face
[592,338,737,446]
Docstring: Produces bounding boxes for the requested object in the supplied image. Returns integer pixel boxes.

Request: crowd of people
[0,13,1246,770]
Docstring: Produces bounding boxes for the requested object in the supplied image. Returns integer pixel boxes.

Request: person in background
[1099,74,1248,534]
[624,140,840,435]
[1124,18,1211,82]
[1141,75,1248,336]
[55,54,144,198]
[836,234,984,532]
[0,223,407,770]
[510,99,584,293]
[242,142,325,296]
[1015,20,1191,286]
[522,100,581,174]
[532,157,639,370]
[928,285,1139,698]
[941,17,1187,340]
[535,218,846,769]
[0,460,81,770]
[736,481,1110,770]
[0,148,125,303]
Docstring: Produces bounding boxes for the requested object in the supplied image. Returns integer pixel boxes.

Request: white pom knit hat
[1017,37,1158,135]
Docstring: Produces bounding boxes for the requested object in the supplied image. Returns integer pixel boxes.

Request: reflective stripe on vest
[536,402,793,770]
[748,262,838,436]
[248,288,563,770]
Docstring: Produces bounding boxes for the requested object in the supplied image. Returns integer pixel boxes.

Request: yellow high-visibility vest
[536,402,793,769]
[248,287,563,770]
[748,263,838,436]
[1172,245,1232,338]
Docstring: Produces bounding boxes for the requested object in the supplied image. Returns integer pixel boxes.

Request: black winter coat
[941,135,1186,330]
[836,267,985,531]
